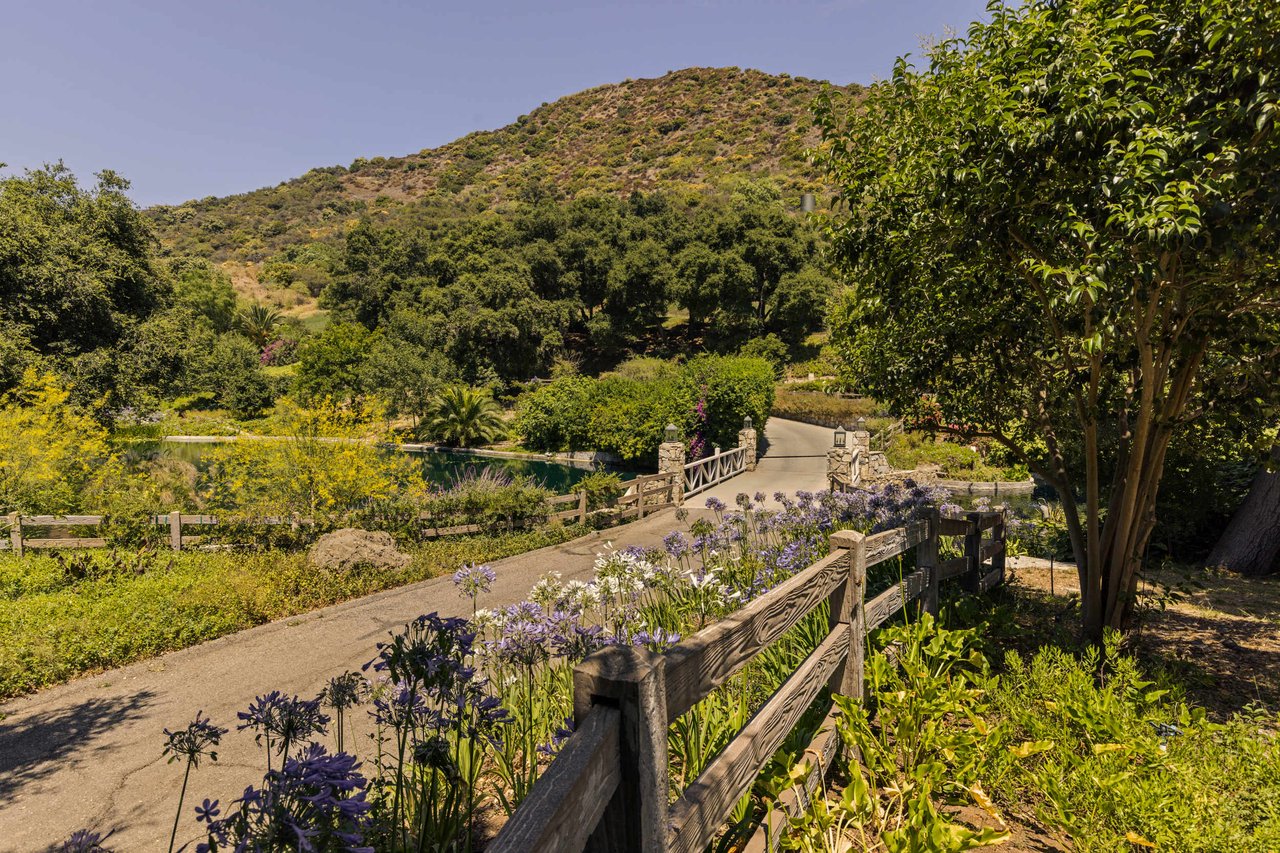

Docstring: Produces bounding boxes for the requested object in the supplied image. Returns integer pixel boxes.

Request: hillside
[147,68,861,262]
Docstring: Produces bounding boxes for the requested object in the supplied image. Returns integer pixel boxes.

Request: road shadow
[0,690,157,801]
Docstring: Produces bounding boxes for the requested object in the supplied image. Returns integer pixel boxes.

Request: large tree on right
[815,0,1280,640]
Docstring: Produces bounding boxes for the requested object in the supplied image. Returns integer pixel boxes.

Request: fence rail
[683,445,749,498]
[490,508,1008,853]
[0,473,681,555]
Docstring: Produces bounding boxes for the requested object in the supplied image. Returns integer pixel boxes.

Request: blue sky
[1,0,990,206]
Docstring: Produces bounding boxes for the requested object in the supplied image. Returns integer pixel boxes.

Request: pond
[155,440,632,495]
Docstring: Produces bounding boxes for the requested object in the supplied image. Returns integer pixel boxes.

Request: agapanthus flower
[705,496,726,513]
[163,711,227,769]
[195,744,371,853]
[632,628,682,651]
[528,572,564,609]
[237,692,330,757]
[537,717,575,757]
[320,672,366,713]
[61,830,111,852]
[491,618,549,668]
[452,563,496,600]
[663,531,691,559]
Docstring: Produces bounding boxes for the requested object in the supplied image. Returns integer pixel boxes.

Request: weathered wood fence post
[573,645,671,853]
[7,512,22,557]
[169,510,182,551]
[827,529,867,702]
[963,511,983,594]
[991,509,1007,588]
[578,489,589,524]
[918,508,941,615]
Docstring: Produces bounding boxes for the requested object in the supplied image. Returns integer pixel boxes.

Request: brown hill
[147,67,860,262]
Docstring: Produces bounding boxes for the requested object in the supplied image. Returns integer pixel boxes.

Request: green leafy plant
[422,387,505,448]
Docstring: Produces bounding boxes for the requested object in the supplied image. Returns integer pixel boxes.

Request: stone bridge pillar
[827,424,856,491]
[658,424,686,504]
[852,417,872,482]
[738,416,758,471]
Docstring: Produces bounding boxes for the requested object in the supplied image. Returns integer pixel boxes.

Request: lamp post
[664,423,678,444]
[829,424,852,492]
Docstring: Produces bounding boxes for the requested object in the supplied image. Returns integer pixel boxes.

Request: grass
[0,525,583,701]
[885,431,1030,482]
[771,389,895,431]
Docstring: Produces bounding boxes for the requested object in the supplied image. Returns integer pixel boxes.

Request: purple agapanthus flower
[452,563,496,600]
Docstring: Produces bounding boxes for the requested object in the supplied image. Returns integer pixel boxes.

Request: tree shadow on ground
[0,690,157,801]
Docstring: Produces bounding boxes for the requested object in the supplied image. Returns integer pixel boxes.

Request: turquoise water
[156,441,627,494]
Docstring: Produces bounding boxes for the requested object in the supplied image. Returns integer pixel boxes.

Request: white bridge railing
[683,445,749,498]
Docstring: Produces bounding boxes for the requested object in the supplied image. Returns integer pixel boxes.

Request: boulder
[308,528,411,571]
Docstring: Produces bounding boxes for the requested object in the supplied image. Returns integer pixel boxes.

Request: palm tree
[239,304,284,348]
[424,386,504,447]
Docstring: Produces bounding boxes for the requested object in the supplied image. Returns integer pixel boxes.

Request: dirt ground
[1007,555,1280,715]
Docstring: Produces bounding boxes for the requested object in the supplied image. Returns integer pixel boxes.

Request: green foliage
[510,376,594,452]
[419,468,551,531]
[981,633,1280,851]
[738,333,789,378]
[0,371,116,513]
[576,470,625,510]
[0,526,580,700]
[514,356,774,463]
[788,617,1280,851]
[318,190,832,383]
[771,390,887,430]
[201,399,423,524]
[237,303,284,348]
[294,321,373,403]
[815,0,1280,637]
[787,615,1009,852]
[0,164,168,406]
[422,387,505,448]
[886,433,1029,483]
[170,258,238,333]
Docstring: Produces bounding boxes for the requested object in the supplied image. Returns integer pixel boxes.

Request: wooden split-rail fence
[0,472,681,556]
[490,508,1008,853]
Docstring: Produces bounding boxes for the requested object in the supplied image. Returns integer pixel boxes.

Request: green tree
[295,322,373,403]
[423,386,505,447]
[238,303,284,348]
[816,0,1280,639]
[171,259,238,333]
[0,163,167,400]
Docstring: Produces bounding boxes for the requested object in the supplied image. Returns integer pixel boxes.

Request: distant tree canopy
[1,166,833,425]
[318,189,834,383]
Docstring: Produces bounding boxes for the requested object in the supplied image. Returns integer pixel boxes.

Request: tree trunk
[1206,447,1280,577]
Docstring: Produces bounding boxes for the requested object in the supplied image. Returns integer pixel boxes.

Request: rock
[308,528,411,571]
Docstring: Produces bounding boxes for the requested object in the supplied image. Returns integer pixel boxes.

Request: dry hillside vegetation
[148,68,860,261]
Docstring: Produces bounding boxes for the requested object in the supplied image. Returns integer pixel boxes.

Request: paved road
[687,417,833,509]
[0,417,832,852]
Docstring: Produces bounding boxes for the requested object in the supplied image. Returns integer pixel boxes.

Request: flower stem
[168,759,192,853]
